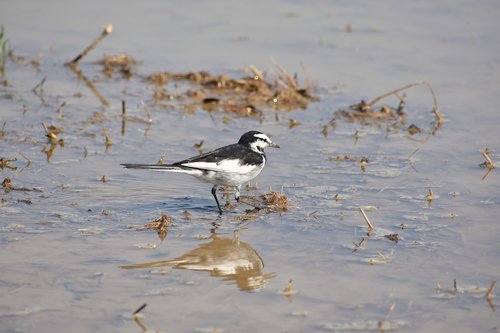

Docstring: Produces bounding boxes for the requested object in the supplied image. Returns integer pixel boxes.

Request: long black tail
[121,163,181,171]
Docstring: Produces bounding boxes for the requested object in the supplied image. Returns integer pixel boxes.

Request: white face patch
[249,133,274,153]
[254,133,271,142]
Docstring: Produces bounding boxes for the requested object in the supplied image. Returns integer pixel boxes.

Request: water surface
[1,1,499,332]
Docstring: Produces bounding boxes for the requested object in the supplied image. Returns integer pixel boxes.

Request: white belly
[195,163,265,186]
[180,158,266,187]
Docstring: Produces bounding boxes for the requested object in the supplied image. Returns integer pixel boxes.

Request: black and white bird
[121,131,279,214]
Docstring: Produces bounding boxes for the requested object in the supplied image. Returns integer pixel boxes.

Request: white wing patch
[182,159,258,174]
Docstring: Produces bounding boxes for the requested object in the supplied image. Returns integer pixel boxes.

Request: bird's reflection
[121,230,276,292]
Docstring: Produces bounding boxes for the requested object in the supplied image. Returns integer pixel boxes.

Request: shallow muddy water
[1,1,500,332]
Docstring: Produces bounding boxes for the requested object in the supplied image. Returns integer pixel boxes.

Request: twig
[378,303,396,333]
[486,280,496,312]
[481,148,495,169]
[425,188,434,203]
[132,303,148,332]
[406,148,419,172]
[32,76,47,104]
[68,24,113,65]
[122,100,126,117]
[41,122,54,140]
[121,100,126,136]
[479,148,495,180]
[359,207,374,230]
[31,76,47,94]
[133,303,147,315]
[105,132,112,151]
[482,168,493,181]
[486,280,496,301]
[408,148,420,159]
[352,237,365,252]
[367,80,438,111]
[57,101,66,119]
[433,107,443,127]
[18,151,32,167]
[283,279,294,295]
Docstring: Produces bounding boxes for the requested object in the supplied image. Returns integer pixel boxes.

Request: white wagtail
[121,131,279,214]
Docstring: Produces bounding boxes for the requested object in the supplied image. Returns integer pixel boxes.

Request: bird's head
[238,131,280,153]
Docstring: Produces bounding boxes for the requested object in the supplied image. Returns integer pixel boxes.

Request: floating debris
[0,157,17,170]
[425,188,434,205]
[364,249,395,265]
[283,279,295,296]
[330,80,441,137]
[2,178,42,193]
[97,52,138,78]
[280,279,298,302]
[480,148,496,180]
[41,122,64,160]
[193,140,204,153]
[384,233,400,243]
[129,213,173,242]
[182,210,192,219]
[42,122,62,145]
[288,118,300,129]
[479,148,495,169]
[407,124,421,135]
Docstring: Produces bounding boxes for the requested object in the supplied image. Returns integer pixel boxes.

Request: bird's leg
[234,185,241,202]
[211,185,223,215]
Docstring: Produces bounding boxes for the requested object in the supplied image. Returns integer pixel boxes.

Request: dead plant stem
[359,207,374,230]
[367,80,438,112]
[68,24,113,65]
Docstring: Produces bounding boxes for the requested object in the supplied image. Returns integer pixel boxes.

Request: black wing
[172,144,263,166]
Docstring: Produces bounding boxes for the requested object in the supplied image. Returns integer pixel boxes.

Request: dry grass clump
[329,80,442,137]
[148,63,318,117]
[261,190,289,211]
